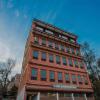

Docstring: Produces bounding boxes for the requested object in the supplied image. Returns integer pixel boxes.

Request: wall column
[72,93,75,100]
[84,93,87,100]
[57,92,59,100]
[37,92,40,100]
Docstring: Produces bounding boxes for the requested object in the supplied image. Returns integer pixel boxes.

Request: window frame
[31,68,38,80]
[40,69,47,81]
[49,71,55,82]
[41,52,46,61]
[56,55,61,64]
[33,50,39,59]
[58,72,63,82]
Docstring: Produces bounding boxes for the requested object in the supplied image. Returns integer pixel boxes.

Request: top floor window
[68,58,73,67]
[33,50,39,59]
[31,68,38,80]
[45,29,53,35]
[62,35,68,41]
[34,36,39,44]
[36,26,43,31]
[41,52,46,61]
[69,38,75,43]
[42,37,46,46]
[48,40,53,48]
[56,55,60,64]
[58,72,63,82]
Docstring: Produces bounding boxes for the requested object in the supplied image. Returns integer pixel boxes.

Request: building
[17,19,94,100]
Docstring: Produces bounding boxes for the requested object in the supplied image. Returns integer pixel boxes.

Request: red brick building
[17,19,94,100]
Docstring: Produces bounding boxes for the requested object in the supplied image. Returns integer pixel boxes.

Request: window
[74,60,79,68]
[42,37,46,46]
[36,26,43,31]
[40,69,47,81]
[69,38,75,43]
[60,45,65,51]
[76,49,80,56]
[68,58,73,67]
[48,40,53,48]
[72,74,76,84]
[62,57,67,65]
[31,68,38,80]
[65,73,70,83]
[33,50,39,59]
[58,72,63,82]
[80,61,84,69]
[66,47,70,53]
[55,43,59,50]
[62,36,68,41]
[56,55,60,64]
[70,48,75,54]
[78,75,83,84]
[41,52,46,61]
[83,76,88,85]
[45,29,53,35]
[49,54,54,63]
[49,71,55,82]
[34,36,39,44]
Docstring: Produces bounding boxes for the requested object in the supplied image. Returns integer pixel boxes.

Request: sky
[0,0,100,75]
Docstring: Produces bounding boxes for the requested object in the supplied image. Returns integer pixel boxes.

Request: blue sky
[0,0,100,74]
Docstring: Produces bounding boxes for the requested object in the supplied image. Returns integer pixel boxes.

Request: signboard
[52,84,77,90]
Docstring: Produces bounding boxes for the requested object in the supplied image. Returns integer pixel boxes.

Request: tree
[0,58,16,98]
[81,42,96,76]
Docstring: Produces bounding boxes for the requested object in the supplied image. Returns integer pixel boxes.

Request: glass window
[60,45,65,51]
[41,52,46,61]
[45,29,53,35]
[40,69,47,81]
[49,71,55,82]
[62,57,67,65]
[66,47,70,53]
[42,37,46,45]
[48,40,53,48]
[68,58,73,67]
[76,49,80,56]
[56,55,60,64]
[78,75,83,84]
[83,76,88,85]
[71,48,75,54]
[72,74,76,83]
[36,26,43,31]
[80,61,84,69]
[33,50,39,59]
[34,36,39,44]
[31,68,38,80]
[74,60,79,67]
[49,54,54,63]
[58,72,63,82]
[55,43,59,50]
[65,73,70,82]
[69,38,75,43]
